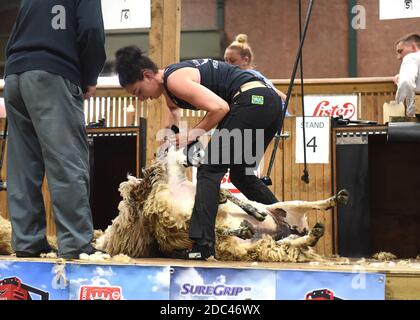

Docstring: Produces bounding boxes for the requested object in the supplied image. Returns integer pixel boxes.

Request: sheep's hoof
[310,222,325,239]
[219,192,228,204]
[336,189,349,205]
[225,220,256,240]
[241,203,267,221]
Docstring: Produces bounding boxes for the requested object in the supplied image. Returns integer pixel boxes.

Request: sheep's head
[154,145,190,182]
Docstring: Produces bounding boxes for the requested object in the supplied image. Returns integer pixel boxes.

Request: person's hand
[176,132,191,148]
[165,132,194,149]
[183,140,205,167]
[393,74,399,85]
[161,133,178,147]
[83,85,97,100]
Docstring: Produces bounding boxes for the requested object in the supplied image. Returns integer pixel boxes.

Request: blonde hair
[227,33,254,66]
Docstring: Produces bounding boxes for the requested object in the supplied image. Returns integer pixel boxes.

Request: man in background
[3,0,106,259]
[394,33,420,117]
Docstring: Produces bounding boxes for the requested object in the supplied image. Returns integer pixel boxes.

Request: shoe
[15,245,56,258]
[172,243,214,261]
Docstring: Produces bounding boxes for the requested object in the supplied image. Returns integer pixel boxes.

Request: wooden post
[147,0,181,165]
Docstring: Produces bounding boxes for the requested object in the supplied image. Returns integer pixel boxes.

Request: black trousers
[189,87,283,245]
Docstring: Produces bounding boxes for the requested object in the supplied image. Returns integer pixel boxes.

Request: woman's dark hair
[115,46,158,87]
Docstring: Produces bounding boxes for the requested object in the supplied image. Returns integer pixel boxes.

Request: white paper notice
[101,0,151,31]
[379,0,420,20]
[296,117,330,164]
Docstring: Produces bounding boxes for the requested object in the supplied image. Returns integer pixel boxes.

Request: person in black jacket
[3,0,106,259]
[115,46,283,260]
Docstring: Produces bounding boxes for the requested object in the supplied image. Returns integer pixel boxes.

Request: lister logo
[79,285,122,300]
[312,100,356,119]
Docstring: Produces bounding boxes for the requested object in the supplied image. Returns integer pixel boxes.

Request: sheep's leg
[311,189,349,210]
[219,189,267,221]
[267,189,349,213]
[217,220,256,240]
[277,223,325,248]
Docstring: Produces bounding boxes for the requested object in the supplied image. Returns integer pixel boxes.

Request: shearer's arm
[163,104,181,129]
[166,67,229,148]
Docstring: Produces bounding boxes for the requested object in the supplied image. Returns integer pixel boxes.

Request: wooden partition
[83,87,146,127]
[0,77,397,256]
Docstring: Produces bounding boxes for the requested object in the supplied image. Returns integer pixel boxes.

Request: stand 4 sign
[295,117,330,164]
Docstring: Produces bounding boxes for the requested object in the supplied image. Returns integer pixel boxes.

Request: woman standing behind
[224,34,289,115]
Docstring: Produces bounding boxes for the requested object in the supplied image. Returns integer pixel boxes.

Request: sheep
[95,148,348,262]
[0,147,348,262]
[0,215,13,255]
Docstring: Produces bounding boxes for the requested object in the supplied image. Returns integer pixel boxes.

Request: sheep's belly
[217,203,279,237]
[169,181,280,238]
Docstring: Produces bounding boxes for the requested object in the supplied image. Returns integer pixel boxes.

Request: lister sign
[304,95,358,120]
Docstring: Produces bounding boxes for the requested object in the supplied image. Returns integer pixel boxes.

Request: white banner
[295,117,330,164]
[304,94,358,120]
[101,0,151,31]
[379,0,420,20]
[220,168,261,200]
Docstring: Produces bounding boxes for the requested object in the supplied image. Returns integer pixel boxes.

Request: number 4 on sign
[295,117,330,164]
[306,136,318,153]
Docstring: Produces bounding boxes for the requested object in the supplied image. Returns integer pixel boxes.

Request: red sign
[0,277,49,300]
[305,289,343,300]
[79,285,122,300]
[221,172,240,194]
[220,168,261,197]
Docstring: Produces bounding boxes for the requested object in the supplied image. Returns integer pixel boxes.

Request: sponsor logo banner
[276,270,385,300]
[170,267,276,300]
[304,95,358,120]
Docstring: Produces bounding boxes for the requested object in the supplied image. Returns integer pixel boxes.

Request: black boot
[15,245,56,258]
[172,243,215,261]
